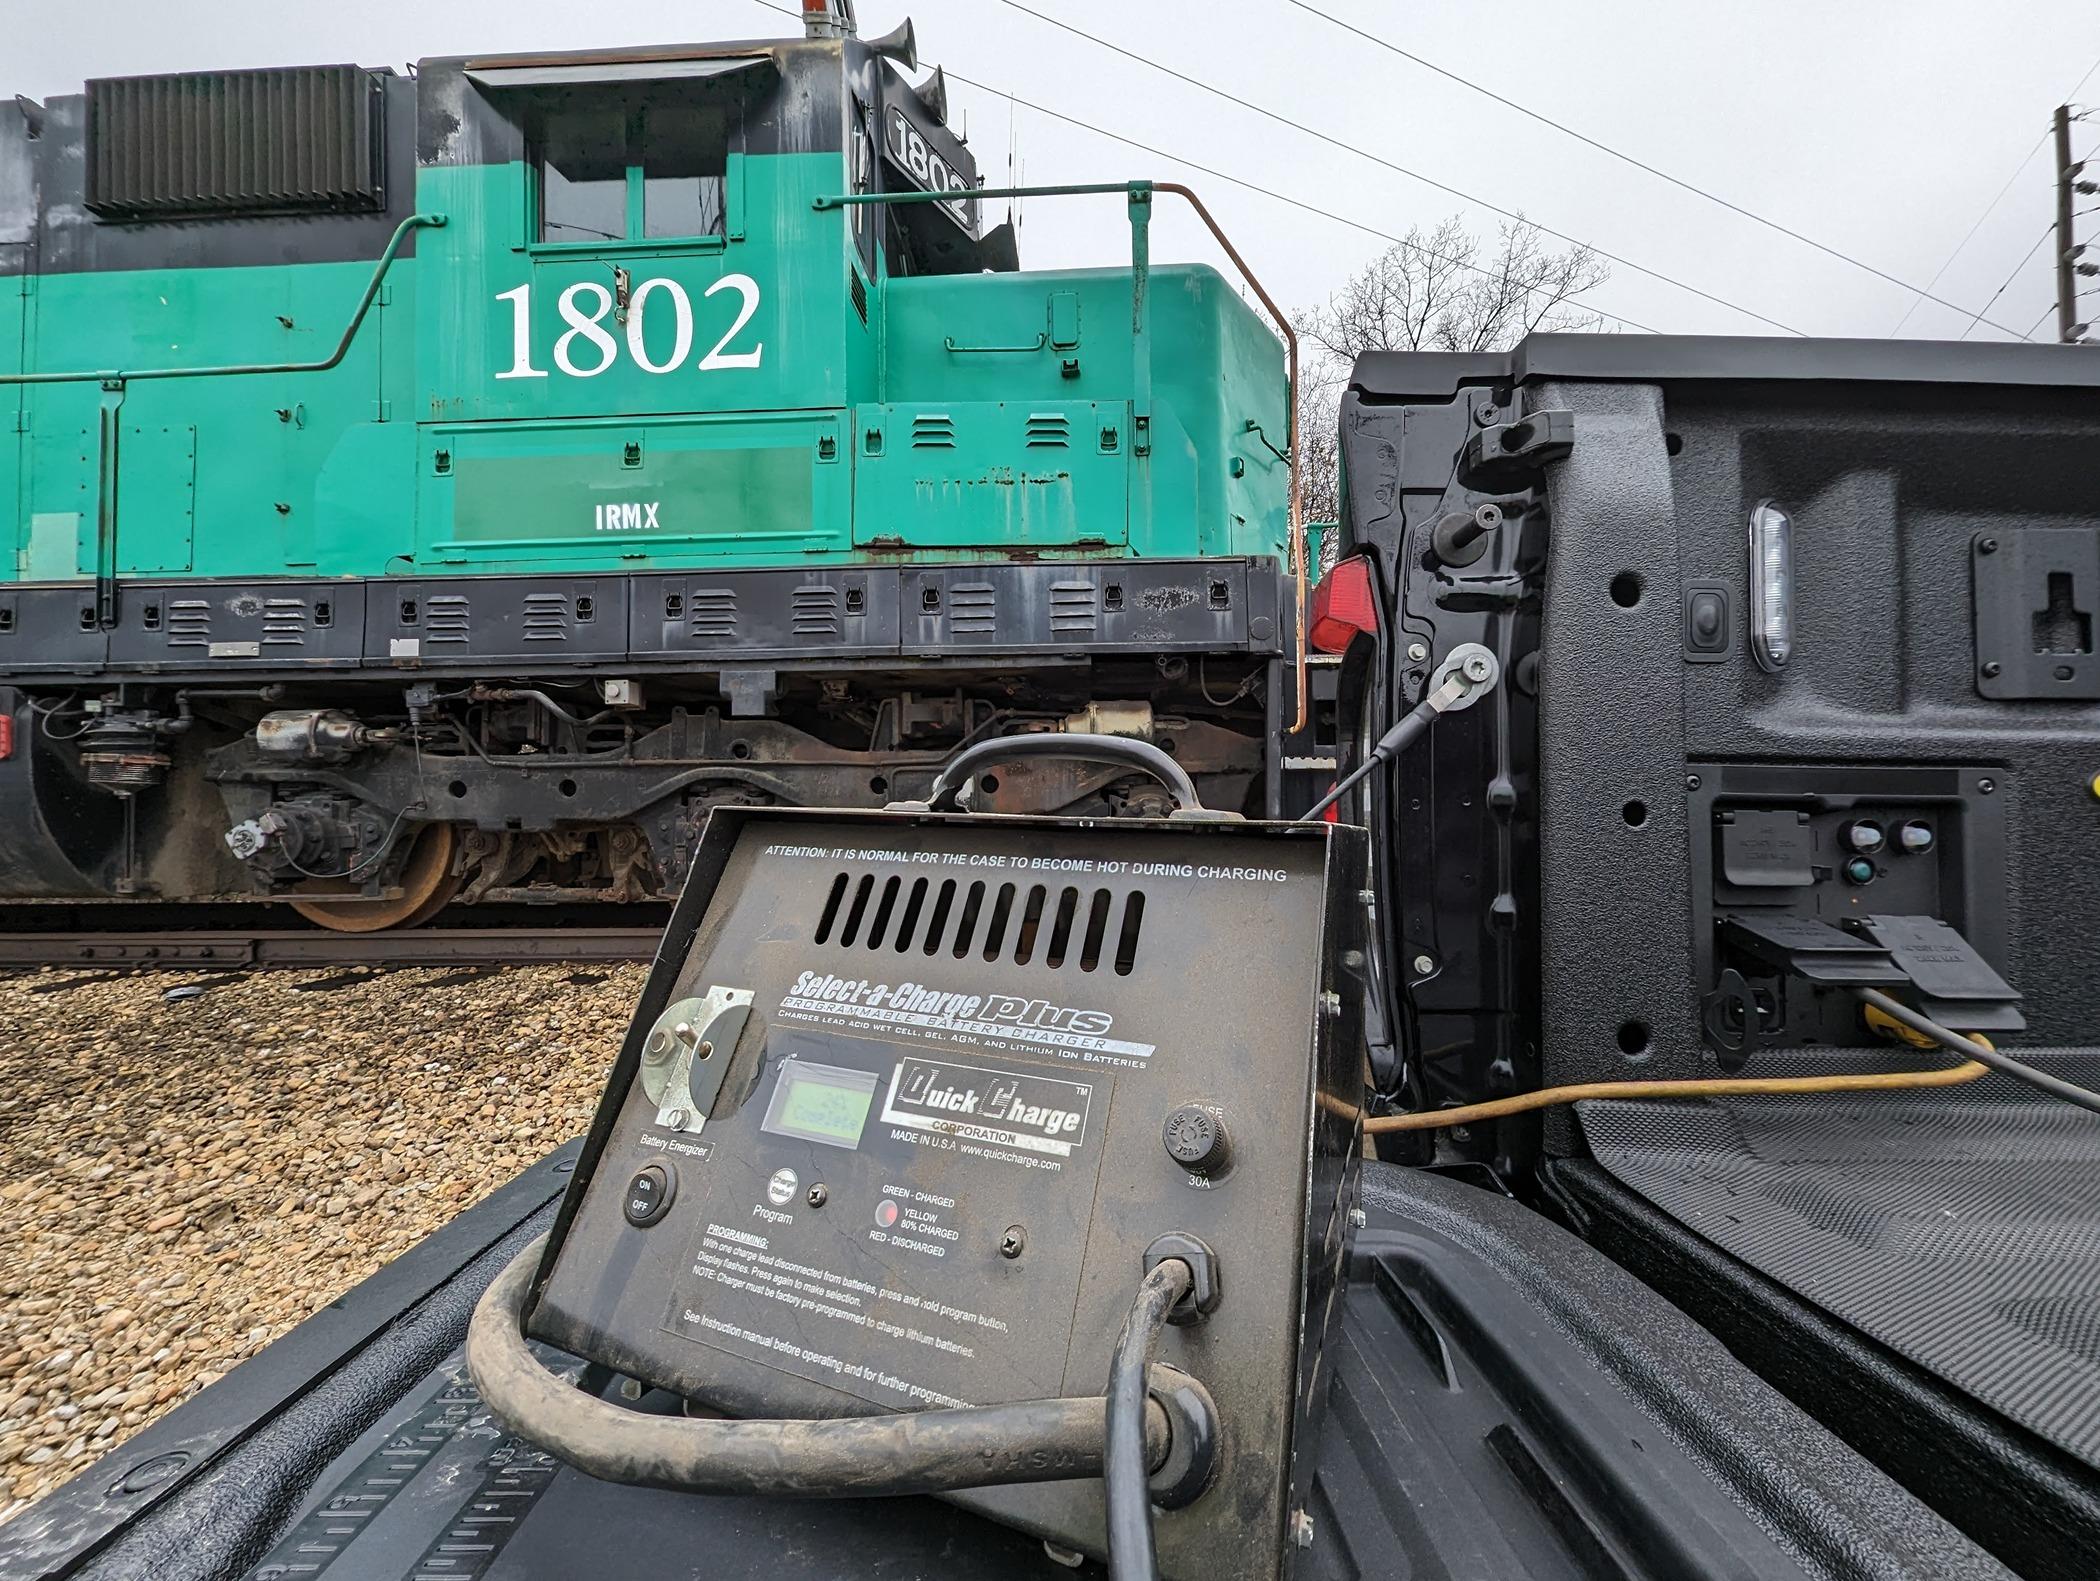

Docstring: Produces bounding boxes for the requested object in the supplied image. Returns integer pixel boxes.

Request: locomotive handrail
[0,211,448,387]
[814,180,1309,734]
[4,211,446,629]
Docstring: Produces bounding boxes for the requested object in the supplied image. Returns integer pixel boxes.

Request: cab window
[535,98,728,244]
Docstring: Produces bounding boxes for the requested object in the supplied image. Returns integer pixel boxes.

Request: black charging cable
[1104,1257,1195,1581]
[1856,988,2100,1117]
[468,1237,1192,1498]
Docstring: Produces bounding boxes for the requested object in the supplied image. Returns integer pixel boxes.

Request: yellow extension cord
[1329,1017,1994,1134]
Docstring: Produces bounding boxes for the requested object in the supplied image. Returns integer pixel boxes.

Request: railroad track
[0,927,662,970]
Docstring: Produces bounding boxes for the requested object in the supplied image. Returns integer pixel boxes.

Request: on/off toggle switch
[624,1163,675,1227]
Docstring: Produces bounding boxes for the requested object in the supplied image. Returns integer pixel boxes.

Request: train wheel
[287,823,463,933]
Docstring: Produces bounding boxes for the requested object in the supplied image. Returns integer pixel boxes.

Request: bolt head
[1346,1206,1367,1229]
[1412,953,1436,976]
[1461,653,1494,682]
[1979,537,1999,555]
[999,1226,1026,1259]
[805,1184,828,1208]
[664,1108,689,1129]
[1978,777,1996,794]
[1981,661,2002,679]
[1406,641,1428,662]
[1685,773,1702,791]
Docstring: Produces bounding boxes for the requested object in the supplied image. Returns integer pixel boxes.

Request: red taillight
[1308,555,1377,654]
[0,713,12,762]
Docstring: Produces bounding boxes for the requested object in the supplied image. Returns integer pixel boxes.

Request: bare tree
[1294,215,1610,534]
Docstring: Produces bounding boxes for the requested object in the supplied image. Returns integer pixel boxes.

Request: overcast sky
[14,0,2099,344]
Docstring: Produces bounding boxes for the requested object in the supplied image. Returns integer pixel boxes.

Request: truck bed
[1,1153,2006,1581]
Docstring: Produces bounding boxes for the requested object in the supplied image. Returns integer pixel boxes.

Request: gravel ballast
[0,961,644,1523]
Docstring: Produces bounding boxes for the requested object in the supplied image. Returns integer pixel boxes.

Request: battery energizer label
[779,969,1155,1067]
[881,1057,1093,1156]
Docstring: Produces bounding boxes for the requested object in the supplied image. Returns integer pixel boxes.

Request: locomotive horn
[865,17,918,71]
[914,64,948,126]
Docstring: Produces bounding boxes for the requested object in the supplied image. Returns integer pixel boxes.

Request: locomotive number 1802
[492,273,765,381]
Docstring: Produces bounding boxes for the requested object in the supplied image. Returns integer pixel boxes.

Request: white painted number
[495,275,765,381]
[700,274,764,370]
[554,282,618,377]
[494,284,547,380]
[625,277,694,375]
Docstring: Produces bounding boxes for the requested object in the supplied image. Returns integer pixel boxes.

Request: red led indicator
[875,1199,900,1228]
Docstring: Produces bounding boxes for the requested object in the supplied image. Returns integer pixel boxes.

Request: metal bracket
[1424,642,1500,712]
[1972,527,2099,699]
[638,985,753,1134]
[720,667,778,718]
[1458,409,1574,491]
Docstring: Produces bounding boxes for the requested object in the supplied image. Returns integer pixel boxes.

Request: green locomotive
[0,7,1301,928]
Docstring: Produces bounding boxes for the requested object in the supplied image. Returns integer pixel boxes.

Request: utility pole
[2054,106,2077,343]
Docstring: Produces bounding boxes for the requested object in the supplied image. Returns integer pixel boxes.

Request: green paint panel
[5,149,1289,585]
[854,400,1128,548]
[426,412,838,567]
[116,423,196,572]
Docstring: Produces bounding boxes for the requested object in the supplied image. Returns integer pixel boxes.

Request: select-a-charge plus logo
[594,501,661,531]
[779,970,1156,1063]
[785,972,1114,1035]
[882,1058,1093,1156]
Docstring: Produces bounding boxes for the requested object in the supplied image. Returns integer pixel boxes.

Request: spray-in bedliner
[1580,1053,2100,1471]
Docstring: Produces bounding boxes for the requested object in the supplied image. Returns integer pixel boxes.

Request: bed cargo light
[1309,554,1377,653]
[1748,500,1793,672]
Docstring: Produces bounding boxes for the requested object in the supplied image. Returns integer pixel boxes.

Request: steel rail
[0,927,660,970]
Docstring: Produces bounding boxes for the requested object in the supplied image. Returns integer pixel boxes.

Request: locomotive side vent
[85,65,387,219]
[910,413,957,449]
[947,582,997,634]
[1049,581,1097,633]
[261,597,308,646]
[690,587,737,638]
[1023,412,1071,448]
[791,584,840,636]
[425,594,470,645]
[813,872,1144,975]
[167,599,212,648]
[522,591,570,643]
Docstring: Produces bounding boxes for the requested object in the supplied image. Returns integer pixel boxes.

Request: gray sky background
[13,0,2099,344]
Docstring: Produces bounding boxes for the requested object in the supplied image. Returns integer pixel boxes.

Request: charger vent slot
[814,870,1144,973]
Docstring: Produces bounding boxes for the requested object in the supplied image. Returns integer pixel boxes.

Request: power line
[2021,300,2058,339]
[1956,225,2053,340]
[990,0,1806,335]
[947,70,1667,334]
[745,0,1665,332]
[1892,49,2100,335]
[1286,0,2030,338]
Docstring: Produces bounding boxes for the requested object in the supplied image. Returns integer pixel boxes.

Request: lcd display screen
[760,1060,879,1150]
